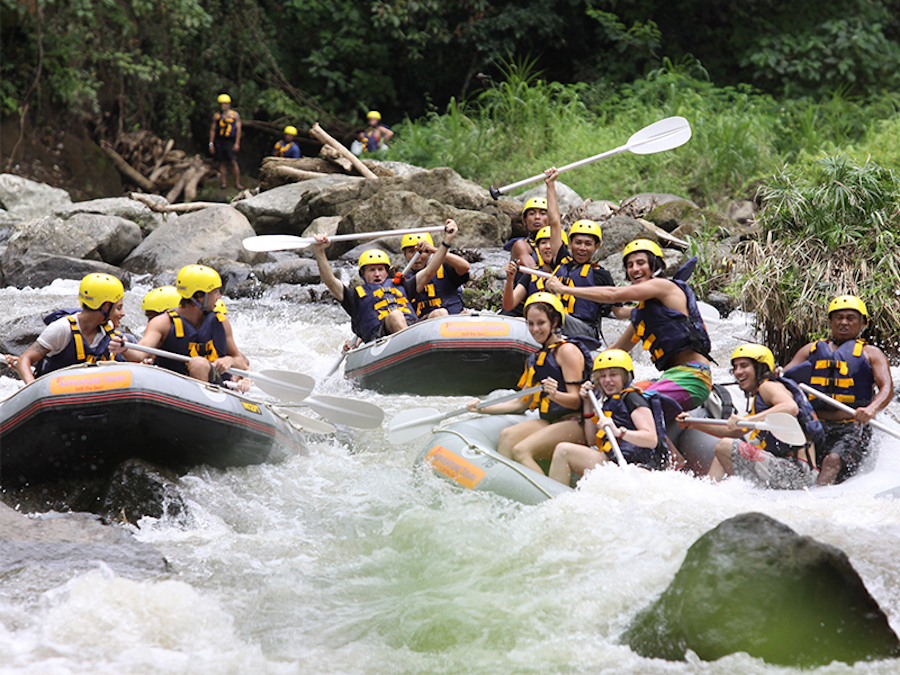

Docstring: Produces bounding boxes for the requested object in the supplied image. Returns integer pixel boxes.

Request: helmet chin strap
[193,292,211,314]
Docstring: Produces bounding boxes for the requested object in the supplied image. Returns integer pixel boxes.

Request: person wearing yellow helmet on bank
[208,93,243,189]
[313,220,459,345]
[112,265,248,383]
[781,295,893,485]
[467,292,597,474]
[354,110,394,154]
[678,344,825,489]
[549,350,670,484]
[546,238,712,411]
[400,231,470,318]
[16,273,125,384]
[272,125,301,158]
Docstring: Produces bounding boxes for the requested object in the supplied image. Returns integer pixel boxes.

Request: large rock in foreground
[623,512,900,667]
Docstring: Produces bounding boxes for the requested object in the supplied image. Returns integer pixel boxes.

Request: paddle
[120,343,315,402]
[278,408,337,434]
[489,117,692,199]
[518,265,720,324]
[586,390,628,466]
[388,384,544,444]
[681,413,807,446]
[394,250,421,285]
[798,383,900,440]
[242,225,446,253]
[300,394,384,429]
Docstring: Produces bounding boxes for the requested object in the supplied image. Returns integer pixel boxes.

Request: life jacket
[518,335,600,421]
[503,236,541,265]
[551,248,612,323]
[629,257,711,371]
[216,110,238,139]
[351,279,414,342]
[156,309,229,376]
[596,387,669,470]
[785,339,875,409]
[36,315,115,376]
[272,140,299,158]
[749,376,825,458]
[407,263,465,317]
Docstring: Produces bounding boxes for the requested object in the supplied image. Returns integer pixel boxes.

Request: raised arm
[313,234,344,301]
[545,167,563,262]
[414,220,458,292]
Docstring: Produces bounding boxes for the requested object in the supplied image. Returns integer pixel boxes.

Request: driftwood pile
[101,130,214,203]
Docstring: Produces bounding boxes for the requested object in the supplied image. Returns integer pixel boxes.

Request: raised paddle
[120,343,315,402]
[388,385,544,444]
[681,413,807,446]
[586,389,628,466]
[798,383,900,440]
[489,116,692,199]
[242,225,447,253]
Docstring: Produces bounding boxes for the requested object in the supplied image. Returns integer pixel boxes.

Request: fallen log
[183,165,211,202]
[271,165,363,182]
[309,123,377,179]
[638,217,689,249]
[129,192,220,213]
[101,140,156,192]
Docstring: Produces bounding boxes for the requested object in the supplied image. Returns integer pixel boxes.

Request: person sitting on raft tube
[400,231,470,319]
[501,225,569,319]
[467,292,598,475]
[781,295,893,486]
[16,273,126,384]
[546,238,712,411]
[142,286,183,320]
[678,344,825,490]
[313,220,459,345]
[112,264,248,384]
[549,349,670,485]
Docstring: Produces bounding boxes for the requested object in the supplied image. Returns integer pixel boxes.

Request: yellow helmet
[214,299,227,315]
[142,286,182,314]
[524,291,566,324]
[217,94,231,103]
[176,264,222,298]
[522,197,548,217]
[534,226,568,245]
[828,295,868,322]
[79,273,124,310]
[358,249,391,271]
[366,110,382,121]
[622,238,664,261]
[284,125,298,136]
[593,349,634,376]
[400,232,434,249]
[731,343,775,373]
[569,219,603,244]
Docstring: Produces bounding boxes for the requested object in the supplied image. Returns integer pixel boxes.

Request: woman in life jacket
[677,344,822,490]
[549,349,668,485]
[467,292,591,474]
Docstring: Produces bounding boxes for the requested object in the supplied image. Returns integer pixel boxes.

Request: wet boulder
[252,258,320,285]
[623,512,900,667]
[0,313,46,356]
[0,173,73,220]
[235,177,358,234]
[102,459,189,525]
[1,251,132,289]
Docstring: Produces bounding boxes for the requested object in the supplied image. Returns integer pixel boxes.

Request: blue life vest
[156,309,229,375]
[596,387,669,470]
[519,336,600,421]
[786,339,875,409]
[407,263,466,317]
[552,248,614,323]
[629,257,711,371]
[503,236,541,265]
[351,280,414,342]
[273,140,300,158]
[36,315,115,376]
[216,111,238,139]
[750,376,825,457]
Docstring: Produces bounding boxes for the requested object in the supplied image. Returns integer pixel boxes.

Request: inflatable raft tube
[343,313,539,396]
[0,361,308,489]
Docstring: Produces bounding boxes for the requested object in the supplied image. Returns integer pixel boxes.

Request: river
[2,278,900,674]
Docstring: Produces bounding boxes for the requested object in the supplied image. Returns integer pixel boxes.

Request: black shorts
[207,363,225,385]
[817,420,873,483]
[214,139,236,162]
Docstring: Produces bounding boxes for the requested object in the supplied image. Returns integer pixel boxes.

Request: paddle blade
[388,408,443,444]
[242,235,312,252]
[627,116,692,155]
[697,301,721,325]
[303,394,384,429]
[279,409,337,434]
[760,412,807,446]
[253,369,316,402]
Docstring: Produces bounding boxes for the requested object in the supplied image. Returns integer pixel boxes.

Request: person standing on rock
[782,295,893,485]
[209,94,243,190]
[312,220,459,345]
[400,231,470,318]
[272,126,301,158]
[16,273,125,384]
[112,265,248,383]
